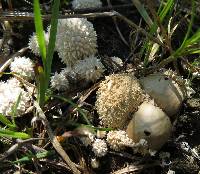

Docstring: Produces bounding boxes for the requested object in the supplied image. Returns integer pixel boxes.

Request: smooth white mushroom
[140,73,185,117]
[126,101,172,150]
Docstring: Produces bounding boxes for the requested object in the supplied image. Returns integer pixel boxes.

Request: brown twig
[0,47,29,74]
[107,0,129,47]
[0,11,117,21]
[33,101,81,174]
[0,138,45,161]
[111,161,160,174]
[115,12,167,49]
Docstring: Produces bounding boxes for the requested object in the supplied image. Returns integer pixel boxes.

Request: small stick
[107,0,129,47]
[33,101,81,174]
[0,138,45,161]
[0,47,28,74]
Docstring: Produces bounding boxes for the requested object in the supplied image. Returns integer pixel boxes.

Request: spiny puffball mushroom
[55,18,97,67]
[73,55,105,82]
[126,101,172,151]
[72,0,102,9]
[95,73,146,129]
[0,78,30,116]
[10,56,35,81]
[28,31,49,56]
[139,72,186,117]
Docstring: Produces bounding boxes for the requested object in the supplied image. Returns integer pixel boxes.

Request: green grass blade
[35,65,46,106]
[34,0,47,106]
[0,113,15,129]
[0,128,30,139]
[33,0,60,106]
[185,29,200,46]
[45,0,60,89]
[11,92,22,117]
[178,0,195,51]
[33,0,46,65]
[13,150,55,164]
[131,0,153,26]
[52,95,91,125]
[159,0,174,22]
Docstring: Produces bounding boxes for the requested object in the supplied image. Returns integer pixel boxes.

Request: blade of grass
[13,150,55,164]
[33,0,46,65]
[45,0,60,89]
[35,64,46,106]
[159,0,174,22]
[33,0,60,106]
[0,114,15,129]
[131,0,153,26]
[34,0,47,106]
[11,92,22,126]
[143,0,174,66]
[177,0,195,52]
[0,128,30,139]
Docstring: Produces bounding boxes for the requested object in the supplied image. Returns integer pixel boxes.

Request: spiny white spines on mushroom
[28,31,49,56]
[74,55,105,82]
[92,139,108,157]
[55,18,97,67]
[10,56,35,80]
[95,73,146,129]
[106,130,135,151]
[0,78,30,116]
[50,67,76,91]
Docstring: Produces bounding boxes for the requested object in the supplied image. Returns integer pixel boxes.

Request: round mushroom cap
[95,73,146,129]
[139,73,185,117]
[126,101,172,150]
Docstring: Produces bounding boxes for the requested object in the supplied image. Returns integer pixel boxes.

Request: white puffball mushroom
[50,71,70,91]
[28,32,49,56]
[140,72,186,117]
[74,55,105,82]
[92,139,108,157]
[55,18,97,67]
[10,56,35,80]
[106,130,135,151]
[72,0,102,9]
[95,73,146,129]
[126,101,172,151]
[0,78,30,116]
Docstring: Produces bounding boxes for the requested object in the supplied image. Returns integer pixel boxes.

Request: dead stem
[0,47,29,75]
[0,138,46,161]
[33,101,81,174]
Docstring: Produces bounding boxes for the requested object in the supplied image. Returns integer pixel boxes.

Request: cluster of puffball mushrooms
[0,0,193,158]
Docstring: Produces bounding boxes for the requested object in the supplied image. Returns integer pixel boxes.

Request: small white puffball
[110,56,123,67]
[10,56,35,80]
[55,18,97,67]
[92,139,108,157]
[50,71,69,91]
[28,31,49,55]
[74,55,105,82]
[106,130,135,151]
[0,78,30,116]
[72,0,102,9]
